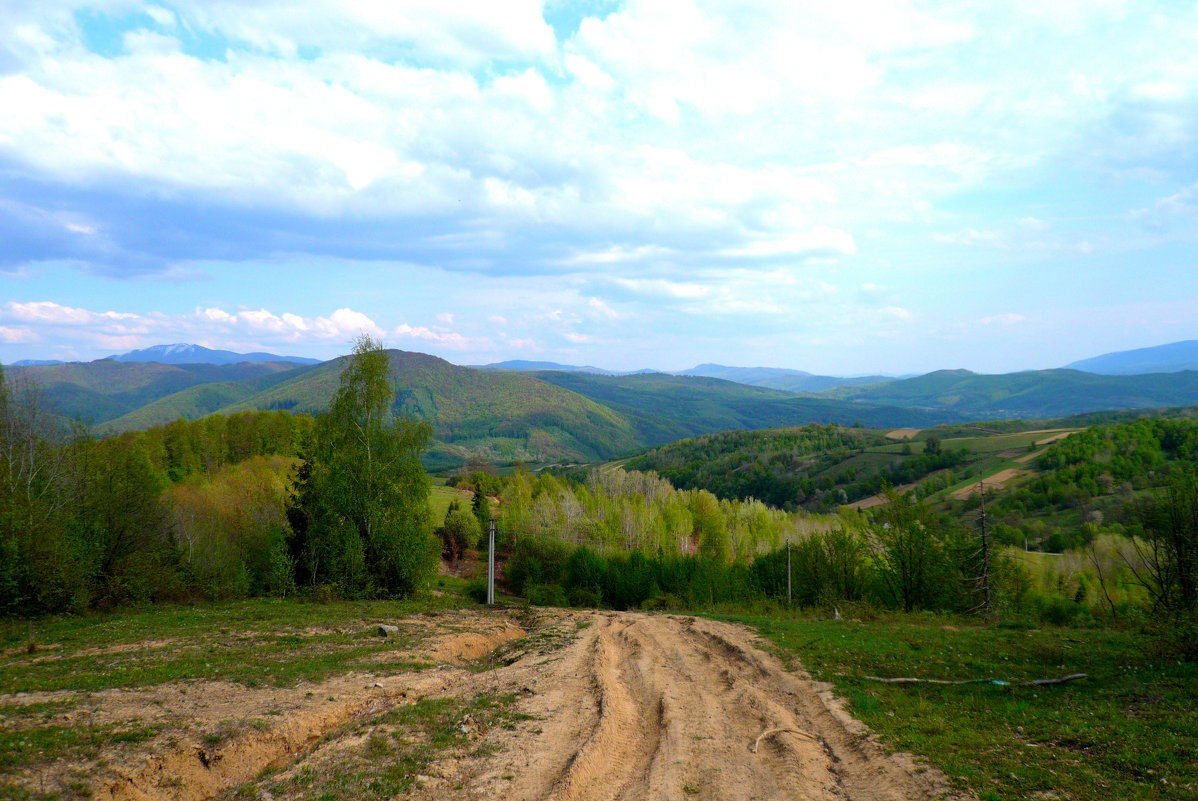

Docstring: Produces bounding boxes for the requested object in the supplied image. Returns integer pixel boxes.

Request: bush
[525,583,569,607]
[568,585,602,608]
[1035,597,1092,626]
[504,537,573,595]
[465,578,489,605]
[641,593,683,611]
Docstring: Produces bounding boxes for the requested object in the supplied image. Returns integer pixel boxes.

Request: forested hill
[7,360,307,425]
[20,351,965,469]
[532,370,959,443]
[197,350,644,466]
[832,368,1198,418]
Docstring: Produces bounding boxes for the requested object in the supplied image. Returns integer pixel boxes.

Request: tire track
[465,612,968,801]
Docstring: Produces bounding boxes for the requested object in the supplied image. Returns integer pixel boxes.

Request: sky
[1,0,1196,374]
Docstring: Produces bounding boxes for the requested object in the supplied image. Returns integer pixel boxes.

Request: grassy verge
[0,596,474,695]
[224,693,531,801]
[725,612,1196,801]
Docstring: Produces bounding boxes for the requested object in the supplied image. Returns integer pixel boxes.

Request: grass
[224,693,530,801]
[430,482,470,522]
[0,597,469,695]
[725,611,1197,801]
[0,722,160,774]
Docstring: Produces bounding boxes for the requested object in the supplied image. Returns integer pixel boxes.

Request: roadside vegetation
[738,612,1197,801]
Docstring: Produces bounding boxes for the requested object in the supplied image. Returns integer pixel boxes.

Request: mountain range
[7,339,1198,469]
[1064,339,1198,375]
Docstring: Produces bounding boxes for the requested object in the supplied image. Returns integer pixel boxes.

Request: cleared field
[951,467,1026,499]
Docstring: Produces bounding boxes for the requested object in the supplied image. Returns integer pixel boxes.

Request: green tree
[870,489,947,612]
[444,506,481,559]
[1133,470,1198,612]
[288,335,438,596]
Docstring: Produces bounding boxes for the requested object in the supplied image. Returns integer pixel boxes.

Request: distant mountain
[216,350,641,467]
[478,360,614,375]
[680,364,892,393]
[9,359,66,366]
[531,370,958,444]
[837,368,1198,419]
[110,343,321,366]
[10,360,307,425]
[1065,340,1198,375]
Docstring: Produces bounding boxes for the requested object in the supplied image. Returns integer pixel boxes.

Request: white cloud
[981,313,1026,326]
[0,326,34,344]
[587,297,618,319]
[393,322,485,351]
[6,301,138,325]
[613,278,711,300]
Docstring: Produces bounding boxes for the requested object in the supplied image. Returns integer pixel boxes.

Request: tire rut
[464,612,968,801]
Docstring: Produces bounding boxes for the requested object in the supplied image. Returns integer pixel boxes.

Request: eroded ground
[1,609,966,801]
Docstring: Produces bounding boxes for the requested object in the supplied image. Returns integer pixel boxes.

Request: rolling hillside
[833,368,1198,418]
[217,350,643,466]
[679,364,892,393]
[1064,339,1198,374]
[532,370,959,443]
[9,360,304,425]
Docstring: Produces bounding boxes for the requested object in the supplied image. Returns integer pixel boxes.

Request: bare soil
[3,611,965,801]
[847,482,919,510]
[951,468,1025,499]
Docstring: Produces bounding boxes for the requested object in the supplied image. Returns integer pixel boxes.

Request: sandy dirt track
[466,612,960,801]
[5,611,964,801]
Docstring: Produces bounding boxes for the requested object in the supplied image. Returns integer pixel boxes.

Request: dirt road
[467,612,958,801]
[5,610,962,801]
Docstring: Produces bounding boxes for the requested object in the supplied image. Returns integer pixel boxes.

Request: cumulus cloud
[0,326,33,343]
[3,2,1198,372]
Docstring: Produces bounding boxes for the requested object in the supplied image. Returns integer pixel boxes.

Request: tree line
[0,336,439,614]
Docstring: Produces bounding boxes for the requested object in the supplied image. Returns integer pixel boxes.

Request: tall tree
[288,335,438,596]
[870,488,947,612]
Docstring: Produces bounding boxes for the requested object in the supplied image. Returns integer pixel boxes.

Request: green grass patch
[0,597,467,695]
[0,722,160,775]
[227,693,526,801]
[726,613,1197,801]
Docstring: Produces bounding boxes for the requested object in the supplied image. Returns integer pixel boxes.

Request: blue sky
[1,0,1196,373]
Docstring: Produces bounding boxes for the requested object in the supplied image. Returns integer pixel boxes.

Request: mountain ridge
[1064,339,1198,375]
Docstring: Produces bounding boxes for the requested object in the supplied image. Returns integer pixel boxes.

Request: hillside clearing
[951,467,1026,499]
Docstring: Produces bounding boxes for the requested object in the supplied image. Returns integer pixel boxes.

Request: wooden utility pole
[487,518,496,605]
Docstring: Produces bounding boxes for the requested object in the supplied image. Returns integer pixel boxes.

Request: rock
[376,624,400,637]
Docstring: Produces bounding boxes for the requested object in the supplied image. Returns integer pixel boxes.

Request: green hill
[10,360,303,425]
[533,371,959,443]
[218,350,642,467]
[834,368,1198,418]
[102,363,320,432]
[680,364,892,393]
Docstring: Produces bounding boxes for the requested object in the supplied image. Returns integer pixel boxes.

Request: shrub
[463,578,488,604]
[504,537,573,594]
[641,593,683,611]
[525,583,569,608]
[568,585,602,608]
